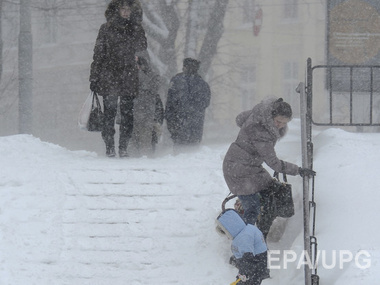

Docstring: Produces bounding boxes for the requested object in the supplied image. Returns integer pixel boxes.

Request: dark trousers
[236,252,268,285]
[237,193,261,225]
[102,95,134,150]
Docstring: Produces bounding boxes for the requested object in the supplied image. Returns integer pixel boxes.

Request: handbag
[87,92,104,132]
[257,161,294,237]
[272,170,294,218]
[78,91,104,132]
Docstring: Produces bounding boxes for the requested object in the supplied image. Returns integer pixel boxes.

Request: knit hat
[183,58,200,73]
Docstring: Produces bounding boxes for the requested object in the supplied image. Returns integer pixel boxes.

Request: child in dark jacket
[216,209,269,285]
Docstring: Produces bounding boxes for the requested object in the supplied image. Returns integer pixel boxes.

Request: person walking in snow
[152,93,165,152]
[223,98,316,227]
[216,209,269,285]
[131,56,163,157]
[89,0,147,157]
[165,58,211,153]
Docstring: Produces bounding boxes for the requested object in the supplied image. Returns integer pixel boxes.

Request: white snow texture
[0,119,379,284]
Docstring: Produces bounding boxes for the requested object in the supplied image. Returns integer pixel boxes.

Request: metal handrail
[299,58,380,285]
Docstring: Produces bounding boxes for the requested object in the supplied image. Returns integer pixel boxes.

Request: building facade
[5,1,375,150]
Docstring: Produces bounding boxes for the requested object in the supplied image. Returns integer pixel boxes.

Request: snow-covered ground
[0,119,379,284]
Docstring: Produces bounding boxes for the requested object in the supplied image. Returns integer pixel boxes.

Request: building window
[283,0,298,20]
[241,65,256,109]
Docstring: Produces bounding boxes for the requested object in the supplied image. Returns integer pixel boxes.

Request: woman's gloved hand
[90,81,100,93]
[298,167,316,178]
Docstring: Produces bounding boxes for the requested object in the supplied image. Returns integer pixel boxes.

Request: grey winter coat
[223,98,299,196]
[132,68,161,155]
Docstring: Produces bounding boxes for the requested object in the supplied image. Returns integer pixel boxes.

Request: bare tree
[198,0,229,77]
[141,0,229,81]
[0,0,3,82]
[141,0,180,81]
[19,0,33,134]
[184,0,202,58]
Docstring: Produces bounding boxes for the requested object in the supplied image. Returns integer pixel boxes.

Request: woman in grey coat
[223,98,315,225]
[132,57,162,157]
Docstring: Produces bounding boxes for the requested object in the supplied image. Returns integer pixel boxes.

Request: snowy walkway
[0,136,235,285]
[60,164,219,284]
[4,124,379,284]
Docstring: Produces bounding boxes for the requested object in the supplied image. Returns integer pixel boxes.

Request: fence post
[297,81,312,285]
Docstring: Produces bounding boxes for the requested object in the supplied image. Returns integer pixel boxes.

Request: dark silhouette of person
[165,58,211,153]
[89,0,147,157]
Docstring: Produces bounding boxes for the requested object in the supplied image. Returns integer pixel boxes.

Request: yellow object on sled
[230,278,241,285]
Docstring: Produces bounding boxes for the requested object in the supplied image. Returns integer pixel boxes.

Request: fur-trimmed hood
[216,209,267,258]
[105,0,143,25]
[236,98,289,140]
[222,98,299,195]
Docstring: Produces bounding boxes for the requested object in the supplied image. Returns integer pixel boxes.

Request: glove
[298,167,316,178]
[90,81,100,93]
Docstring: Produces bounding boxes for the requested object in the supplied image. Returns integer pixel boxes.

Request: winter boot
[229,255,237,267]
[119,148,128,158]
[106,145,116,157]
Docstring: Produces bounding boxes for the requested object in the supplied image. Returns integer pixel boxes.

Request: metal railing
[298,57,380,285]
[307,60,380,127]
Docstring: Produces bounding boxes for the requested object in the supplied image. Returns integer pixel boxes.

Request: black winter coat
[165,72,211,144]
[90,10,147,97]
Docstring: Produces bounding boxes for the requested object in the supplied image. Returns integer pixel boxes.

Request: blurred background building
[0,0,378,152]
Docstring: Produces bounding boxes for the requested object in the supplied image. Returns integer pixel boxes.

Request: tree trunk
[19,0,33,134]
[184,0,200,58]
[141,0,180,81]
[198,0,229,78]
[0,0,3,82]
[142,0,229,81]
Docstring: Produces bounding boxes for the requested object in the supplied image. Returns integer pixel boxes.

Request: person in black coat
[89,0,147,157]
[165,58,211,152]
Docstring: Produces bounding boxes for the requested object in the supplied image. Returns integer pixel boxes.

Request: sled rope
[221,193,237,212]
